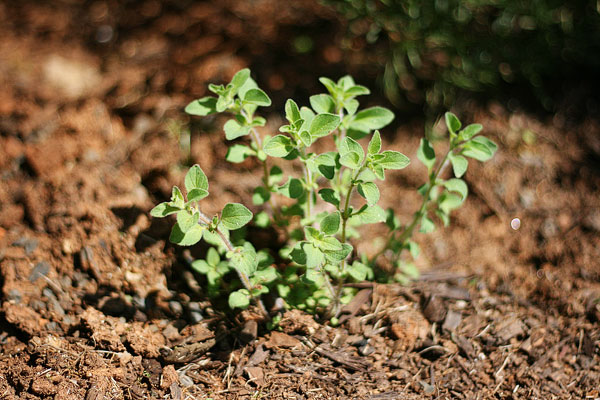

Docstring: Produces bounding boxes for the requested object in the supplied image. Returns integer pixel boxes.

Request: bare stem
[370,146,453,267]
[196,210,269,318]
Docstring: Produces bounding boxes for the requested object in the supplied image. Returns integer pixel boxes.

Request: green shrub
[325,0,600,111]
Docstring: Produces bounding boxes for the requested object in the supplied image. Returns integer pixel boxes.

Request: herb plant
[151,69,497,319]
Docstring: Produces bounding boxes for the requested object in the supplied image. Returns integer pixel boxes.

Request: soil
[1,1,599,399]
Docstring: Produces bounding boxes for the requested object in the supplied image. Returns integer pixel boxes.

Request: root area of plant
[0,1,599,399]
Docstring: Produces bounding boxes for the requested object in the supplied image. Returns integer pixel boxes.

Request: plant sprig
[152,70,497,320]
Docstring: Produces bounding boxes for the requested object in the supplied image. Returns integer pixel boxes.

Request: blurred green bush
[325,0,600,112]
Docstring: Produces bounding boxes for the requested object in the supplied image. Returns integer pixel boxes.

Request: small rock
[7,289,22,303]
[189,311,203,323]
[169,301,183,316]
[29,261,50,282]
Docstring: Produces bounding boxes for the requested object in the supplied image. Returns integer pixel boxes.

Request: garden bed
[0,1,599,399]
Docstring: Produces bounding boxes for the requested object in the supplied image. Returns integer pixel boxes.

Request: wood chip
[264,331,301,349]
[245,366,265,386]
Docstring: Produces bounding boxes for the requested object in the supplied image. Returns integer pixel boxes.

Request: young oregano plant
[152,69,497,320]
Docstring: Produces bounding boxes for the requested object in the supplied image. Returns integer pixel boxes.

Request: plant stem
[241,108,282,224]
[330,165,364,317]
[371,146,453,267]
[196,210,269,318]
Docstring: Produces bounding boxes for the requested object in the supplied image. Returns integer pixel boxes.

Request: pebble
[7,289,22,303]
[169,301,183,316]
[29,261,50,282]
[189,311,204,323]
[12,237,39,255]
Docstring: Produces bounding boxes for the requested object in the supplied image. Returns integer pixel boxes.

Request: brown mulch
[0,1,599,399]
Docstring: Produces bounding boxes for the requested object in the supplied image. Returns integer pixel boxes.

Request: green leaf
[347,261,369,281]
[216,92,233,112]
[318,188,340,207]
[268,166,283,185]
[224,119,251,140]
[344,99,359,116]
[299,130,313,147]
[443,178,468,201]
[439,193,463,214]
[185,97,217,116]
[228,290,250,309]
[340,137,365,165]
[304,227,342,251]
[417,138,436,170]
[191,259,210,274]
[226,144,253,163]
[304,243,325,269]
[207,247,220,267]
[254,211,270,228]
[357,182,380,206]
[252,267,278,284]
[237,76,258,99]
[244,88,271,106]
[252,187,271,205]
[285,99,301,123]
[309,113,340,138]
[319,77,338,96]
[419,215,435,233]
[229,243,258,275]
[315,152,337,179]
[349,107,394,133]
[278,178,304,199]
[310,94,336,114]
[150,202,180,218]
[377,151,410,170]
[345,85,370,97]
[185,165,209,192]
[340,152,361,169]
[445,112,461,134]
[462,136,497,161]
[406,240,420,259]
[321,211,341,235]
[177,210,199,233]
[171,186,185,208]
[187,188,209,203]
[169,223,204,246]
[368,130,382,155]
[337,75,355,90]
[264,135,294,158]
[449,153,468,177]
[350,204,386,225]
[221,203,253,230]
[230,69,250,92]
[459,123,483,141]
[324,242,353,263]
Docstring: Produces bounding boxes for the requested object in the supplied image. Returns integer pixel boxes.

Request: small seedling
[151,69,497,319]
